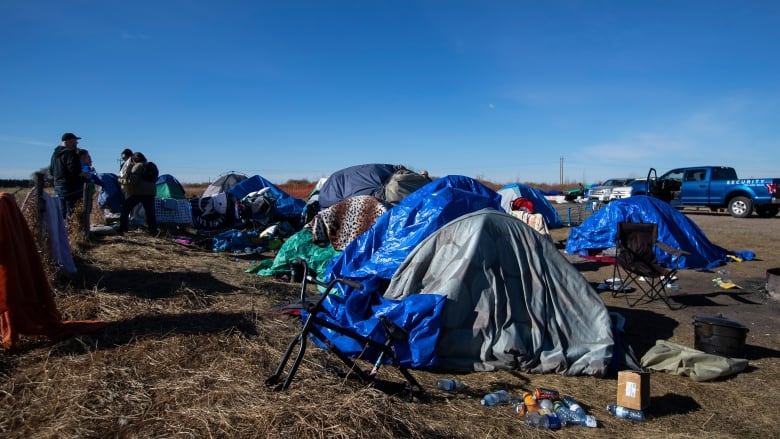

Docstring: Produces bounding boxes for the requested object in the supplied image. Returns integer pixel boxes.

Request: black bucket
[693,314,748,358]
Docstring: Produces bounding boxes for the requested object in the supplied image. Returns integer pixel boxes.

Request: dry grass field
[1,185,778,438]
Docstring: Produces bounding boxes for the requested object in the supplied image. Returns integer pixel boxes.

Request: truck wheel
[728,196,753,218]
[756,205,779,218]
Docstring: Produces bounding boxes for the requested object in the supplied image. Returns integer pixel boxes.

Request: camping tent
[497,183,564,228]
[202,173,247,198]
[97,173,124,213]
[565,195,745,269]
[318,163,429,208]
[156,174,186,199]
[308,177,613,374]
[384,209,614,374]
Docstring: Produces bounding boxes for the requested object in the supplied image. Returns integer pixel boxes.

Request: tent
[384,209,614,374]
[565,195,748,270]
[307,176,613,374]
[97,173,124,213]
[497,183,564,228]
[318,164,429,208]
[202,173,247,198]
[156,174,186,199]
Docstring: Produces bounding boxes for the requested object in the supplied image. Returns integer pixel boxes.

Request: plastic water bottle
[481,390,511,406]
[607,404,645,422]
[436,379,465,392]
[562,395,586,417]
[554,401,597,427]
[524,411,562,430]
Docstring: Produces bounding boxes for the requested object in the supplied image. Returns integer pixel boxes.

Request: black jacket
[50,145,83,197]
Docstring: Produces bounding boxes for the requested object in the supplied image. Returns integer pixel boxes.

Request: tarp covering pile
[565,196,743,269]
[318,163,429,208]
[226,175,305,220]
[304,176,613,375]
[497,183,564,228]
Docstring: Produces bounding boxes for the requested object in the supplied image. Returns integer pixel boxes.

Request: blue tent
[565,196,749,270]
[497,183,564,228]
[97,173,124,213]
[226,174,305,219]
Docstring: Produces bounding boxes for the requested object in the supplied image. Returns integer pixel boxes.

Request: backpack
[143,162,159,182]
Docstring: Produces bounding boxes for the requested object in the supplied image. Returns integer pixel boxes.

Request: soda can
[534,387,560,401]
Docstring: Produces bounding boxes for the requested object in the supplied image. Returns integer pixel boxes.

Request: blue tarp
[565,196,749,270]
[305,175,503,368]
[318,163,398,208]
[226,175,305,219]
[97,172,124,212]
[497,183,564,228]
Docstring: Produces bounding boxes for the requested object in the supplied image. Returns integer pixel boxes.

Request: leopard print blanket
[305,195,390,251]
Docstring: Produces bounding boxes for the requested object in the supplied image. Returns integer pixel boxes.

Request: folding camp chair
[611,222,689,310]
[265,259,424,399]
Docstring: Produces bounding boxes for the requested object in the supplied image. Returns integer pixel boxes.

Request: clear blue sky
[1,1,778,185]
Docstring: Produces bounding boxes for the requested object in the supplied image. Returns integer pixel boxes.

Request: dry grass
[1,189,779,438]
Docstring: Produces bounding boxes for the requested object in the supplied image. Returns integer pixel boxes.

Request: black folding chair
[265,259,424,399]
[612,222,689,310]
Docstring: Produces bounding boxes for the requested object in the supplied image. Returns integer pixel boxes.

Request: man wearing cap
[50,132,89,218]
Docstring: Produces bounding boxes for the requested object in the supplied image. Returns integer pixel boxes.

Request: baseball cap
[61,133,81,141]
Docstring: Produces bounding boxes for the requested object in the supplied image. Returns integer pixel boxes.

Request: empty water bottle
[562,395,586,417]
[436,378,465,392]
[524,411,562,430]
[554,401,597,427]
[481,390,512,406]
[607,404,645,422]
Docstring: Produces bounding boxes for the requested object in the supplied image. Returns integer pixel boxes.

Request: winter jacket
[49,146,83,197]
[120,162,157,197]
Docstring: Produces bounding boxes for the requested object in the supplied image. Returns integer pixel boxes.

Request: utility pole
[559,156,564,185]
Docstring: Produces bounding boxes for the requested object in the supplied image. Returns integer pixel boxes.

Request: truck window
[684,170,705,182]
[711,167,737,180]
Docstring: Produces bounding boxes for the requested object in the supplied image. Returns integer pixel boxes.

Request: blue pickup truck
[648,166,780,218]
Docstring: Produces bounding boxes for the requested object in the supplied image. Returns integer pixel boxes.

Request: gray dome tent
[202,173,247,198]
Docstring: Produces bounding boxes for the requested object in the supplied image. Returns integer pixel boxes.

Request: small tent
[565,195,745,269]
[497,183,563,228]
[156,174,186,199]
[202,173,247,198]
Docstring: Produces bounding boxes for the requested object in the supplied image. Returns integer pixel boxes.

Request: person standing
[50,132,89,218]
[118,152,159,236]
[119,148,133,172]
[78,149,103,217]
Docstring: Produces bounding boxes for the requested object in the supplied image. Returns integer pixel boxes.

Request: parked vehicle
[648,166,780,218]
[587,178,634,204]
[609,178,653,200]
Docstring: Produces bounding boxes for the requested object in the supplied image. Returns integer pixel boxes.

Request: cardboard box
[617,370,650,410]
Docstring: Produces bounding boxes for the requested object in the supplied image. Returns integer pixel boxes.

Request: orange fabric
[0,193,104,350]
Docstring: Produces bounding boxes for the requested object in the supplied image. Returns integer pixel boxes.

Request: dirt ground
[1,196,779,438]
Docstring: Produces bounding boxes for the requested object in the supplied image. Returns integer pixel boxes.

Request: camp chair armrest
[655,241,690,256]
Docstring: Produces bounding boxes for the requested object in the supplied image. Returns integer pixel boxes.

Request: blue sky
[1,1,778,185]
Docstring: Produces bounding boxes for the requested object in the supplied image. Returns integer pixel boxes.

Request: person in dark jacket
[50,132,89,218]
[118,152,158,236]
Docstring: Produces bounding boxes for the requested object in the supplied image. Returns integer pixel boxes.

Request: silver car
[588,178,635,203]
